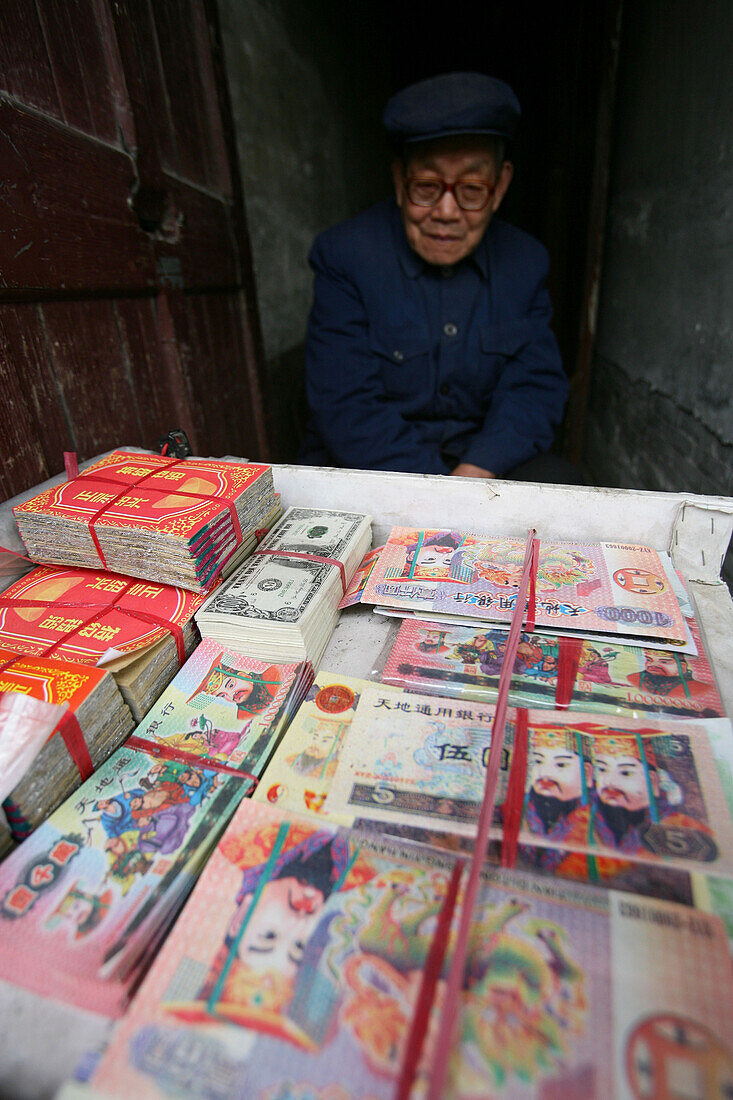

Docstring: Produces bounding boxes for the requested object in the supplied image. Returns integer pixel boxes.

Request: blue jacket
[299,199,568,477]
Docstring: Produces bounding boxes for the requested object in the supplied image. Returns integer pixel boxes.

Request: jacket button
[393,350,404,361]
[439,382,450,396]
[443,322,458,337]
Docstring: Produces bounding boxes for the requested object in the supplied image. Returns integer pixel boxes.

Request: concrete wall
[218,0,393,459]
[586,1,733,581]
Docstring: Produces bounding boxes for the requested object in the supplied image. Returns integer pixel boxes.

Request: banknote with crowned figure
[325,686,733,878]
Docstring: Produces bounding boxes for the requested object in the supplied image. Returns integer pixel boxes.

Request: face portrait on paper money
[583,730,715,858]
[187,656,281,719]
[285,719,343,780]
[524,727,591,841]
[196,832,349,1023]
[626,650,709,701]
[593,750,659,813]
[399,531,464,581]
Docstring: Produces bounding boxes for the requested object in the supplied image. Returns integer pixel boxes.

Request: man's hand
[450,463,496,479]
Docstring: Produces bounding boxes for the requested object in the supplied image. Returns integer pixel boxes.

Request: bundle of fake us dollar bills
[195,508,372,666]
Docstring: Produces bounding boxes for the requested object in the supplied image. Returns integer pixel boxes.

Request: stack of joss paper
[0,636,316,1016]
[0,742,248,1017]
[0,651,133,840]
[380,613,725,719]
[0,691,66,857]
[60,798,733,1100]
[362,527,691,647]
[197,507,372,665]
[129,638,313,785]
[13,451,280,594]
[0,564,207,721]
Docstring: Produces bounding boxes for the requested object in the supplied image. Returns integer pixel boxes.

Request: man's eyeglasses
[404,176,495,211]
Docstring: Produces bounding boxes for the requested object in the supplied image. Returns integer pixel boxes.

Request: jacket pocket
[476,319,533,398]
[479,318,533,356]
[368,327,431,398]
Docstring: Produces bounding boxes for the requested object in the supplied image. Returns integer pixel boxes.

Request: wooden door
[0,0,270,501]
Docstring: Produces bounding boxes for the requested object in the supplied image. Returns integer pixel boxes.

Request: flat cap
[383,72,520,145]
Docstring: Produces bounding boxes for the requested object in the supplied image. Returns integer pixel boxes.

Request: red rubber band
[0,685,93,783]
[525,536,539,632]
[253,548,347,594]
[555,635,584,708]
[0,544,35,564]
[427,529,537,1100]
[55,707,94,781]
[116,608,186,667]
[500,707,529,869]
[126,735,258,788]
[0,653,21,677]
[63,452,79,480]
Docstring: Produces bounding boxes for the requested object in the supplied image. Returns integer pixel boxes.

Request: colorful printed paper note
[382,615,724,718]
[83,800,733,1099]
[130,638,312,780]
[338,544,384,608]
[362,528,688,643]
[0,745,245,1016]
[326,686,733,878]
[14,451,278,592]
[254,671,396,823]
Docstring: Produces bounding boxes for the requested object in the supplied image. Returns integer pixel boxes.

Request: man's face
[64,895,93,925]
[235,877,325,979]
[393,136,513,266]
[594,754,656,812]
[530,746,583,802]
[305,722,338,759]
[415,545,454,571]
[217,675,249,703]
[644,652,685,677]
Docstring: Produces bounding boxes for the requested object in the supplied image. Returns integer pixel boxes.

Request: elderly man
[299,72,572,481]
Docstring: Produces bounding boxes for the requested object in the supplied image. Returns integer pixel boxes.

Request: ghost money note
[79,799,733,1099]
[362,528,688,645]
[326,686,733,880]
[14,451,279,593]
[0,744,244,1016]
